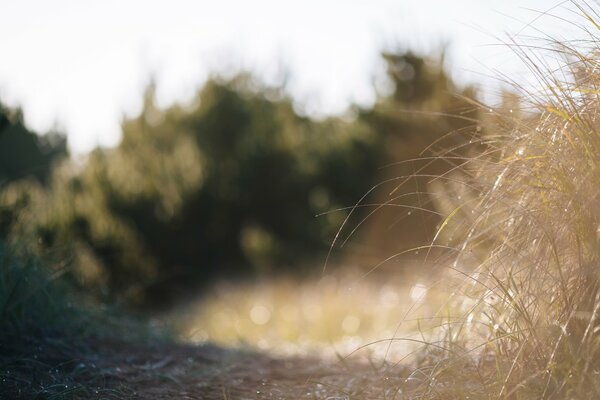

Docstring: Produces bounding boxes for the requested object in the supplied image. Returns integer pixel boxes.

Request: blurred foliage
[352,51,479,257]
[1,76,381,306]
[0,103,68,238]
[0,102,68,184]
[0,51,480,307]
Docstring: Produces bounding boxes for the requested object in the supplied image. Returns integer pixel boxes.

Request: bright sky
[0,0,581,154]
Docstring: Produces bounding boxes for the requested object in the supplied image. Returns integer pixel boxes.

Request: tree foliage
[0,51,479,306]
[0,102,68,185]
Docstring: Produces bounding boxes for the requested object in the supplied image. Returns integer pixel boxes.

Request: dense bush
[0,103,68,238]
[0,52,478,306]
[2,76,382,305]
[0,102,68,185]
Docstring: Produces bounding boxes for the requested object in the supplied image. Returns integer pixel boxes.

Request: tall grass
[0,238,161,398]
[397,3,600,398]
[0,240,82,336]
[0,240,95,398]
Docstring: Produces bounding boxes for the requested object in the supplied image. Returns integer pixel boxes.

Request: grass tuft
[396,2,600,398]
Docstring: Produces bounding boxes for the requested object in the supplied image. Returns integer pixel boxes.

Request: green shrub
[0,52,478,307]
[0,102,68,186]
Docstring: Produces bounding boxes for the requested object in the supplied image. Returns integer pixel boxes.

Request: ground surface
[1,335,414,399]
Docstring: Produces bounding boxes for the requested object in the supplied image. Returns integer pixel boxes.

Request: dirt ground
[84,338,412,399]
[2,334,417,399]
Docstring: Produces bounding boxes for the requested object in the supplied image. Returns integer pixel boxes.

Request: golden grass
[379,3,600,397]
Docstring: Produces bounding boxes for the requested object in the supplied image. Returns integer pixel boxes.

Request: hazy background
[0,0,584,353]
[0,0,577,153]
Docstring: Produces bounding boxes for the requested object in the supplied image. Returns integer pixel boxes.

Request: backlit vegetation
[4,3,600,398]
[390,4,600,397]
[0,51,476,307]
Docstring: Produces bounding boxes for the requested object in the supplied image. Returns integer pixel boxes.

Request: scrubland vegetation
[0,50,475,308]
[4,2,600,398]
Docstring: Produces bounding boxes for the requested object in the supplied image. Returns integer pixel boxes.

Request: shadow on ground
[2,334,414,399]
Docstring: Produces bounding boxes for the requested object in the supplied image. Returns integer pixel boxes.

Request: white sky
[0,0,583,154]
